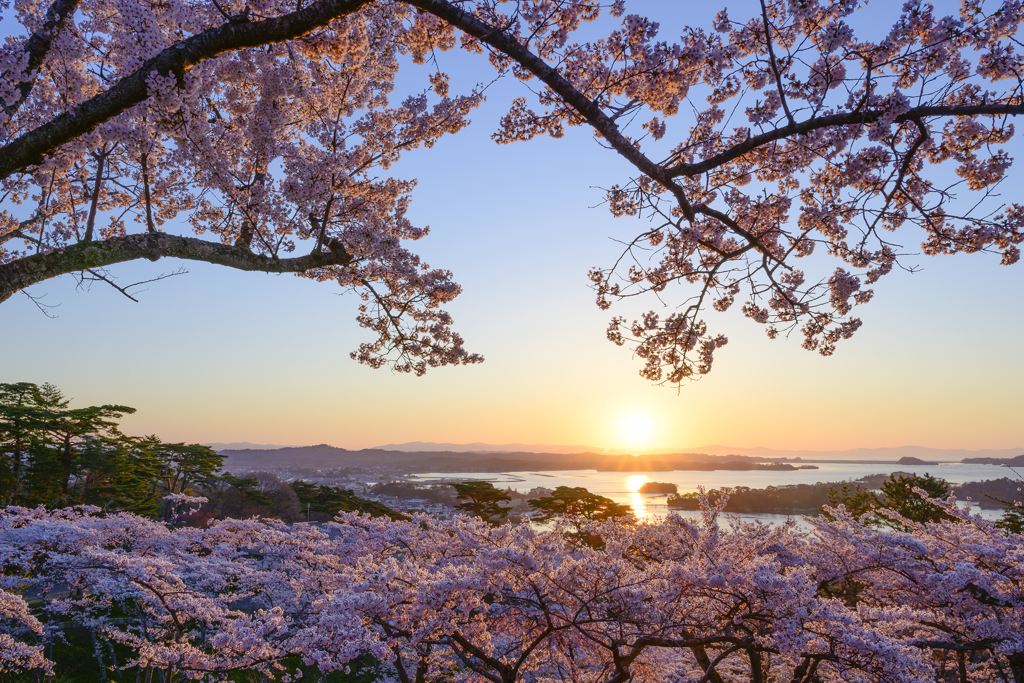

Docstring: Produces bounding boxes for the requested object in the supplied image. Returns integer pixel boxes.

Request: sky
[2,0,1023,454]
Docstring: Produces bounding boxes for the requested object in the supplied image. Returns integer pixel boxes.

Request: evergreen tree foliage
[452,481,511,526]
[825,473,954,529]
[0,382,217,515]
[527,486,632,522]
[292,480,405,521]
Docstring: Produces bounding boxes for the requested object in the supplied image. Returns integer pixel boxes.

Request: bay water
[410,462,1018,524]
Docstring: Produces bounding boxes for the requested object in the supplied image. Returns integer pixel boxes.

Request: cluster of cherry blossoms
[1,494,1023,683]
[561,0,1024,385]
[1,0,491,372]
[470,0,1024,383]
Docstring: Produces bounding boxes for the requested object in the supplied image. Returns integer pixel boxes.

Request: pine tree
[452,481,511,526]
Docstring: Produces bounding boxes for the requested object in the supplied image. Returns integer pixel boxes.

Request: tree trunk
[1008,652,1024,683]
[62,433,72,494]
[690,645,727,683]
[12,435,23,500]
[90,630,108,683]
[749,649,764,683]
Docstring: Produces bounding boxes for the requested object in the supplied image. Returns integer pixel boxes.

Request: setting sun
[618,413,655,451]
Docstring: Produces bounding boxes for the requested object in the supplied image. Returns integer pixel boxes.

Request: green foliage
[525,486,631,550]
[972,472,1024,535]
[70,438,162,515]
[368,481,455,504]
[0,382,220,516]
[879,473,952,525]
[0,627,383,683]
[824,483,879,517]
[0,382,156,511]
[527,486,632,521]
[669,482,839,513]
[993,497,1024,534]
[223,473,274,506]
[995,505,1024,534]
[137,438,223,494]
[452,481,511,526]
[825,473,954,529]
[292,480,406,521]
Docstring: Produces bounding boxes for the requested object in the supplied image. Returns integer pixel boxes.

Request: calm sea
[410,462,1017,525]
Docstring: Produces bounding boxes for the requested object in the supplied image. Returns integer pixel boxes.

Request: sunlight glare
[618,413,655,451]
[626,476,650,521]
[626,474,648,493]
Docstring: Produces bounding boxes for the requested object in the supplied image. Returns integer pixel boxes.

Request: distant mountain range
[374,442,1024,462]
[213,442,1024,473]
[204,442,299,451]
[208,440,1024,462]
[372,441,609,454]
[684,444,1024,462]
[218,445,712,473]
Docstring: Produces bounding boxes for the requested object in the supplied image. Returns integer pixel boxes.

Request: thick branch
[0,0,372,179]
[448,632,511,681]
[406,0,695,220]
[692,644,731,683]
[667,103,1024,178]
[3,0,82,119]
[911,639,1001,652]
[0,233,353,304]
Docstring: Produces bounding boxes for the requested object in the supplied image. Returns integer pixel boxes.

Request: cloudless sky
[2,0,1022,453]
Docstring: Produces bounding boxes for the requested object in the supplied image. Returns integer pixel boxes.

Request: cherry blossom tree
[3,496,1024,682]
[433,0,1024,383]
[2,0,1023,378]
[0,0,488,374]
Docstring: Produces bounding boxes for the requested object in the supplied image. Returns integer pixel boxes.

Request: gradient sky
[2,0,1022,453]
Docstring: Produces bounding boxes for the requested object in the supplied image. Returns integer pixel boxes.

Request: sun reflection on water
[626,474,650,521]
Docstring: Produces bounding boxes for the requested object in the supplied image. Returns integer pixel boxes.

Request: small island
[638,482,678,494]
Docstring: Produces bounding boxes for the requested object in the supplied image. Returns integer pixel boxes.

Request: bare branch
[77,266,189,302]
[20,288,60,318]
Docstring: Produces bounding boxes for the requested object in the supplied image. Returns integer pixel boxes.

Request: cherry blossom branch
[693,644,739,683]
[859,119,930,249]
[0,0,374,179]
[447,635,507,683]
[0,215,46,246]
[20,288,60,317]
[0,233,353,304]
[693,204,784,265]
[911,639,1001,651]
[406,0,697,221]
[758,0,795,127]
[667,103,1024,179]
[1,0,82,120]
